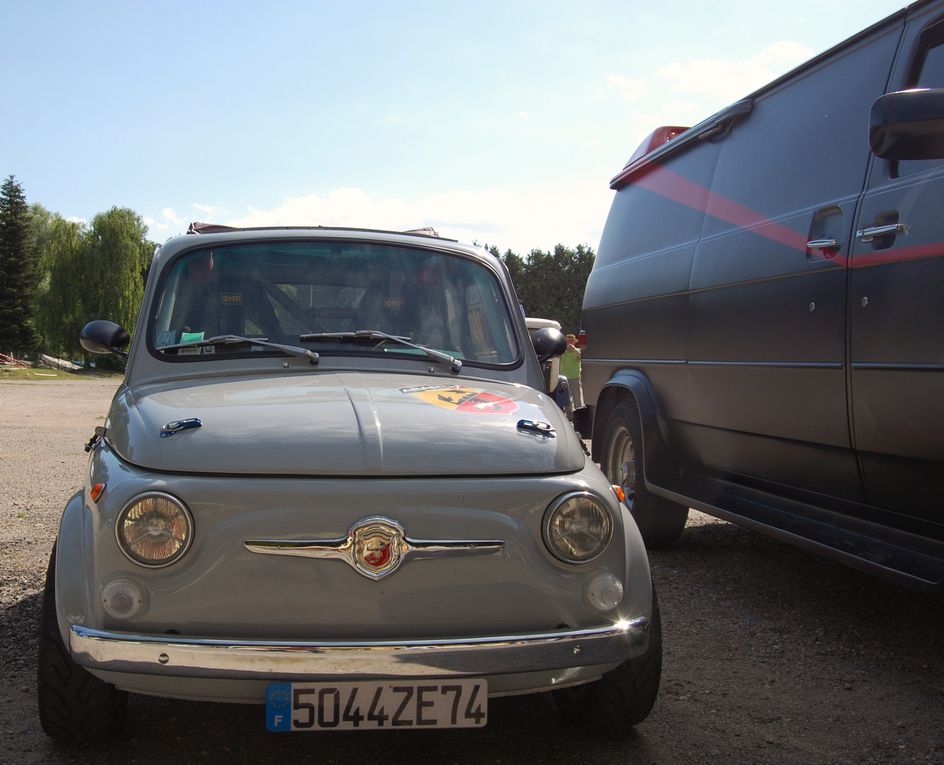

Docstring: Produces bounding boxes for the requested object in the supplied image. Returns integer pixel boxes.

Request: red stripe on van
[630,162,944,269]
[632,162,810,252]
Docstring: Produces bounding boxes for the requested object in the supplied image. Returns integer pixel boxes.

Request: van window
[897,18,944,176]
[595,142,719,268]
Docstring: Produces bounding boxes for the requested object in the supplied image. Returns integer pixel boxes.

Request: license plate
[265,679,487,731]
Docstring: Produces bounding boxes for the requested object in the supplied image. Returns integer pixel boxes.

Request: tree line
[0,174,593,364]
[492,244,594,334]
[0,175,152,364]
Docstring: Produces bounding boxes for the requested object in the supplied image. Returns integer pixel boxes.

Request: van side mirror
[531,327,566,363]
[80,320,130,357]
[870,88,944,160]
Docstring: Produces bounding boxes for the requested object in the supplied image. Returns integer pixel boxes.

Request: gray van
[579,0,944,592]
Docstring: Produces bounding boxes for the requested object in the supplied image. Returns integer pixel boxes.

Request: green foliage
[35,215,85,358]
[0,176,41,356]
[500,243,594,333]
[28,202,154,362]
[82,207,152,335]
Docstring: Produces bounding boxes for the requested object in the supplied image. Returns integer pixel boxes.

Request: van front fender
[591,370,674,490]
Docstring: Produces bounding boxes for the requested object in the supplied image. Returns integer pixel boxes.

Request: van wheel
[553,589,662,730]
[37,547,127,743]
[603,401,688,548]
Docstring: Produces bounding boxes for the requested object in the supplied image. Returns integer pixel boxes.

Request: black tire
[553,590,663,731]
[37,546,127,743]
[602,400,688,549]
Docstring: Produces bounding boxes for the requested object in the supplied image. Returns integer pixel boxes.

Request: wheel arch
[591,370,674,491]
[54,489,93,646]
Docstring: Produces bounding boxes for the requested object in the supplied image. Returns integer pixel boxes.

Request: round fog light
[102,579,147,619]
[586,573,624,611]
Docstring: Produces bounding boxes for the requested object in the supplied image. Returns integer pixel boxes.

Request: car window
[151,241,519,365]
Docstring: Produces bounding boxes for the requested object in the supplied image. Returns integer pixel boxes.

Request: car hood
[105,372,585,476]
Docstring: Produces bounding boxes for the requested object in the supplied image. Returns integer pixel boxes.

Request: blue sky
[2,0,906,253]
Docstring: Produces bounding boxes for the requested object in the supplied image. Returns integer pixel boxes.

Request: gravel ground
[1,378,942,764]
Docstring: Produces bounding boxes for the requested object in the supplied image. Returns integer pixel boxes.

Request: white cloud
[657,40,813,105]
[517,110,530,119]
[224,184,613,254]
[191,202,220,217]
[161,207,184,226]
[607,73,646,102]
[65,215,87,227]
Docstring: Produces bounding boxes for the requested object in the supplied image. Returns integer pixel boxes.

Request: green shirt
[560,346,581,379]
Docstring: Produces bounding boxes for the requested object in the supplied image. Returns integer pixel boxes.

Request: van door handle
[856,223,908,243]
[806,238,839,249]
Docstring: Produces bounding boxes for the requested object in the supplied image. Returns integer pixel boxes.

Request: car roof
[153,225,496,271]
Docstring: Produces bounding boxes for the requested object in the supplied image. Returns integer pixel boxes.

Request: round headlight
[543,491,613,564]
[116,492,193,567]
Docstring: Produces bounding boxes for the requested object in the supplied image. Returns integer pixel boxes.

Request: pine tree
[0,175,41,357]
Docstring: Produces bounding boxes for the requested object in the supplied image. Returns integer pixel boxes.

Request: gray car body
[55,228,654,703]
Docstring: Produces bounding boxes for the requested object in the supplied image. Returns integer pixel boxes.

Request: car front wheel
[37,546,127,743]
[553,589,663,730]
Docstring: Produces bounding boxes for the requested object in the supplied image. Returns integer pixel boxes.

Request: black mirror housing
[870,88,944,160]
[80,320,130,356]
[531,327,566,363]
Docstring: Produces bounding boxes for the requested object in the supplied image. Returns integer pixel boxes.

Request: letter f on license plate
[266,680,487,731]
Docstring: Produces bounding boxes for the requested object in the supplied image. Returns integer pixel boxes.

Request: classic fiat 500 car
[38,225,660,742]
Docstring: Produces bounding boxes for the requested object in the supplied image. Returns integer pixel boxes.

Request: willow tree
[82,207,153,334]
[36,214,85,358]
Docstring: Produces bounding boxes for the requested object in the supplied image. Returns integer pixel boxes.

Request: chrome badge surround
[244,516,504,581]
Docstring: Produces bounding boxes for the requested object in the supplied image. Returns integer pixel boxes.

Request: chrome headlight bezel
[115,491,194,568]
[542,490,614,564]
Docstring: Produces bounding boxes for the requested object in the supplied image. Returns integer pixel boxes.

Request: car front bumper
[70,618,648,682]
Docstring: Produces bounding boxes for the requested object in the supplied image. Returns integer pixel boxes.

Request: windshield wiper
[300,330,461,374]
[158,334,319,364]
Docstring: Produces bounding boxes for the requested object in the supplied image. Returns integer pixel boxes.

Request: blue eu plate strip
[266,683,292,732]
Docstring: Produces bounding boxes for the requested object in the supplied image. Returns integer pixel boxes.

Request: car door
[850,6,944,523]
[683,20,903,501]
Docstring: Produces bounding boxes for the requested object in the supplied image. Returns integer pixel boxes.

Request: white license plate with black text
[266,679,487,731]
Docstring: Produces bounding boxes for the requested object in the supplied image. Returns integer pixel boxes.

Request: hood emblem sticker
[399,384,518,415]
[160,417,202,438]
[244,516,504,581]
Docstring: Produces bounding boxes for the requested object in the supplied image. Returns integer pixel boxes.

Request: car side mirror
[870,88,944,160]
[531,327,566,363]
[80,320,131,357]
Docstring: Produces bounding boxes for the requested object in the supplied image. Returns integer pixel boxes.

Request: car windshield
[151,240,519,365]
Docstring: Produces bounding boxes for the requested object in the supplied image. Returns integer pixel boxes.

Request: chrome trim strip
[687,360,843,369]
[244,516,504,581]
[69,619,648,680]
[852,362,944,372]
[582,358,842,369]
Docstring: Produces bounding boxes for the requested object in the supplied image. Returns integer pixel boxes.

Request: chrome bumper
[70,618,648,680]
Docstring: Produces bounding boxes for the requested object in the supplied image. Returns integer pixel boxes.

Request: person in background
[561,333,583,413]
